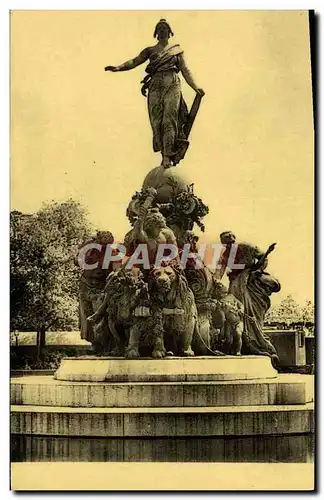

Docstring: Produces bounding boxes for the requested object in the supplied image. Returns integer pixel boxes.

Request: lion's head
[151,265,177,293]
[212,279,228,300]
[105,268,149,317]
[150,263,190,309]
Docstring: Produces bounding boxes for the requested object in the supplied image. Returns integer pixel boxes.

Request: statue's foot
[235,352,242,356]
[152,348,166,359]
[125,348,140,359]
[161,155,172,169]
[182,347,195,357]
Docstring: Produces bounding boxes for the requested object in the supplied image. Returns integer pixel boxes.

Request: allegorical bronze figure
[105,19,205,168]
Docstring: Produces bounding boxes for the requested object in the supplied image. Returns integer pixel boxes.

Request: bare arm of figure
[105,48,149,72]
[214,246,228,280]
[178,53,205,96]
[164,228,180,262]
[131,187,157,243]
[254,243,276,270]
[133,206,147,243]
[214,263,227,281]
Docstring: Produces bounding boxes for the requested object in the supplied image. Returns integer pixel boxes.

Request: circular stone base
[54,356,278,382]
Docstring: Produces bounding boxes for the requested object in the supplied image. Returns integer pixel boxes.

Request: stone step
[11,434,315,463]
[11,403,314,437]
[11,375,313,408]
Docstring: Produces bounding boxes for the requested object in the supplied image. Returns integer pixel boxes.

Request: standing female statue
[105,19,205,168]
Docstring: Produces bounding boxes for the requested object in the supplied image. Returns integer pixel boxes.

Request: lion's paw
[183,347,195,357]
[125,348,140,359]
[152,349,166,359]
[110,348,123,356]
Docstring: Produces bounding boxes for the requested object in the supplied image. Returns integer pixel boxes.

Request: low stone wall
[265,330,307,367]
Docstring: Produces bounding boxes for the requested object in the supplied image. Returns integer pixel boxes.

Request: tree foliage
[10,200,92,345]
[265,294,315,326]
[300,300,315,324]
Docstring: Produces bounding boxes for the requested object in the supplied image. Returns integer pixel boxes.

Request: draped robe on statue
[141,44,189,162]
[77,241,118,343]
[223,244,281,360]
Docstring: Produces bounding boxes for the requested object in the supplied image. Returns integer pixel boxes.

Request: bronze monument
[83,19,280,364]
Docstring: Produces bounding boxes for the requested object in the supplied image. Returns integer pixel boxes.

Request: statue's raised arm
[104,48,149,72]
[104,18,205,169]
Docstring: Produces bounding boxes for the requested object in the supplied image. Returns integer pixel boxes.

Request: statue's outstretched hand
[196,88,205,96]
[105,66,118,72]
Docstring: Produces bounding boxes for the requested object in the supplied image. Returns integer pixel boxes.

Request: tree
[300,300,315,325]
[265,294,314,327]
[10,200,92,355]
[264,304,280,324]
[276,295,302,325]
[10,211,35,331]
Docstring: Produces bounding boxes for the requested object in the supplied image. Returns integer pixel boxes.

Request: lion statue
[87,268,149,355]
[126,263,197,359]
[88,263,197,359]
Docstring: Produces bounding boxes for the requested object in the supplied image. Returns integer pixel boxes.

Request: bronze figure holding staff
[105,19,205,168]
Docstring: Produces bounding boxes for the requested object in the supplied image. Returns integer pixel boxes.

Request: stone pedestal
[54,355,278,382]
[11,355,314,442]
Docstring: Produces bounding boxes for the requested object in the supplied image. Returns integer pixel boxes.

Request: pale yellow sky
[10,10,314,304]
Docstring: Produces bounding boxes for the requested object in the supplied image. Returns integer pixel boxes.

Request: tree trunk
[36,325,46,359]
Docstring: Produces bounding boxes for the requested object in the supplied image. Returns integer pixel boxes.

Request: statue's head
[96,230,114,245]
[220,231,236,245]
[143,208,166,233]
[154,19,174,40]
[178,230,199,251]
